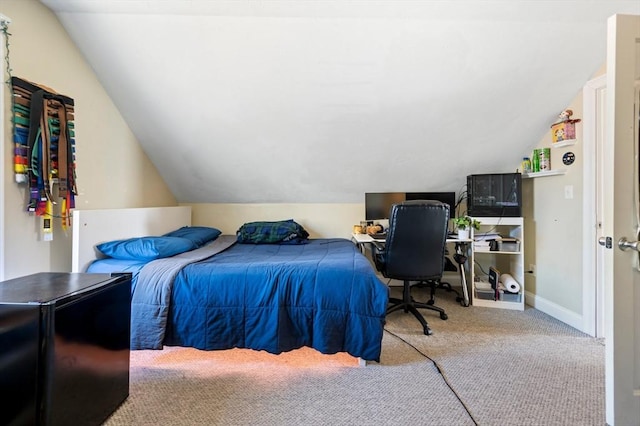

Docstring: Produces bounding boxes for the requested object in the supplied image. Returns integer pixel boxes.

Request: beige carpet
[105,287,604,426]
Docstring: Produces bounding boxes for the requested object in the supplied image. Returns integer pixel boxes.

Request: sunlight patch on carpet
[129,346,360,381]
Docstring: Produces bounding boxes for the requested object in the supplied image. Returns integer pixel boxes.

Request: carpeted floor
[105,287,604,425]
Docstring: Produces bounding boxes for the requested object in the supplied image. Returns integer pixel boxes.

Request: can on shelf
[537,148,551,171]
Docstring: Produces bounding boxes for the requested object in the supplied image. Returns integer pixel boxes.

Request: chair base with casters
[427,281,466,306]
[388,279,448,335]
[416,256,465,307]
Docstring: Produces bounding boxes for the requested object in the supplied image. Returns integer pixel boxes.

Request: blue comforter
[89,238,389,361]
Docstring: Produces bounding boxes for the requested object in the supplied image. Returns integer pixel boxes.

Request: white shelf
[552,139,577,148]
[468,217,525,311]
[475,250,522,255]
[472,217,523,227]
[522,169,567,178]
[472,298,524,310]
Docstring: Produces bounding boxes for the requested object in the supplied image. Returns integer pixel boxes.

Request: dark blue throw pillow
[163,226,222,247]
[236,219,309,244]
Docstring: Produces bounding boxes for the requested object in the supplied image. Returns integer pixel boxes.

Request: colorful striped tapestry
[11,77,77,232]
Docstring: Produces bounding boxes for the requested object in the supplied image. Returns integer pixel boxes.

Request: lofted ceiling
[40,1,640,203]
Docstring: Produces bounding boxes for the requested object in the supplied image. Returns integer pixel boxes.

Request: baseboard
[524,290,584,332]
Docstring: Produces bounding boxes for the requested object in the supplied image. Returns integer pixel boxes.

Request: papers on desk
[474,232,501,241]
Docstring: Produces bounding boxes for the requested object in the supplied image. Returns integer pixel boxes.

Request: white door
[603,14,640,426]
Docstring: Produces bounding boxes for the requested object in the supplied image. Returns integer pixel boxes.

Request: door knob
[618,237,640,252]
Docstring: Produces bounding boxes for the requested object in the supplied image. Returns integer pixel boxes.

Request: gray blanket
[130,235,237,349]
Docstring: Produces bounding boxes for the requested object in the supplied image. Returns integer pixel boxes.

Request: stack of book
[473,231,500,251]
[474,240,492,251]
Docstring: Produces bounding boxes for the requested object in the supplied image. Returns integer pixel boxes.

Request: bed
[72,207,389,362]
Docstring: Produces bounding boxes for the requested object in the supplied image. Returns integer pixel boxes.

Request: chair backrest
[383,200,450,281]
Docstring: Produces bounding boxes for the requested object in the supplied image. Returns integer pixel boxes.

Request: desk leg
[454,243,470,307]
[351,237,366,255]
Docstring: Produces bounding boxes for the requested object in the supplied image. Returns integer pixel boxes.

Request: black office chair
[372,200,449,335]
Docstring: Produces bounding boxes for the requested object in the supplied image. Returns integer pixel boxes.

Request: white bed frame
[72,206,192,273]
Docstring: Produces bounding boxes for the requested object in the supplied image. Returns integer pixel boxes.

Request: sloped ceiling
[40,0,639,203]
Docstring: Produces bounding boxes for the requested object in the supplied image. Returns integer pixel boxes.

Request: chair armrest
[371,240,385,253]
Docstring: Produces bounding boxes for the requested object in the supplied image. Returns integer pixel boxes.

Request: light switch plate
[564,185,574,199]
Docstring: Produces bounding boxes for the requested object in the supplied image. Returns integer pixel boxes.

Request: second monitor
[365,192,456,221]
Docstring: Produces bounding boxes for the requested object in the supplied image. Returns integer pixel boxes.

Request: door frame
[0,15,10,282]
[582,74,607,337]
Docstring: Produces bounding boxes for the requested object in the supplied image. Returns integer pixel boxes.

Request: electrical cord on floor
[383,327,479,426]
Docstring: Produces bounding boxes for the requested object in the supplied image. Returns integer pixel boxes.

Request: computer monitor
[365,193,406,221]
[466,173,522,217]
[365,192,456,221]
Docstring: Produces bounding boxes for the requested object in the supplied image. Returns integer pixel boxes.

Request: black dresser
[0,273,131,426]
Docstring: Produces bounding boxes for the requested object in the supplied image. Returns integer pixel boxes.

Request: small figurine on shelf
[556,109,574,123]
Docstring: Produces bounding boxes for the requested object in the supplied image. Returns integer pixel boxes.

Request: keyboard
[370,233,387,240]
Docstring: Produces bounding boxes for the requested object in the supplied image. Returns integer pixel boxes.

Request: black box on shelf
[474,288,496,300]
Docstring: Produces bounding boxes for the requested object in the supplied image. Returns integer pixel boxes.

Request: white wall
[1,0,176,279]
[524,91,587,329]
[188,203,362,239]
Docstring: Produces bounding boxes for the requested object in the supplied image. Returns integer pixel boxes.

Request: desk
[352,233,472,307]
[351,232,472,246]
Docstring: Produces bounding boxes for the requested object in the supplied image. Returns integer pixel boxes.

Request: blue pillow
[86,258,147,273]
[163,226,222,247]
[96,236,196,261]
